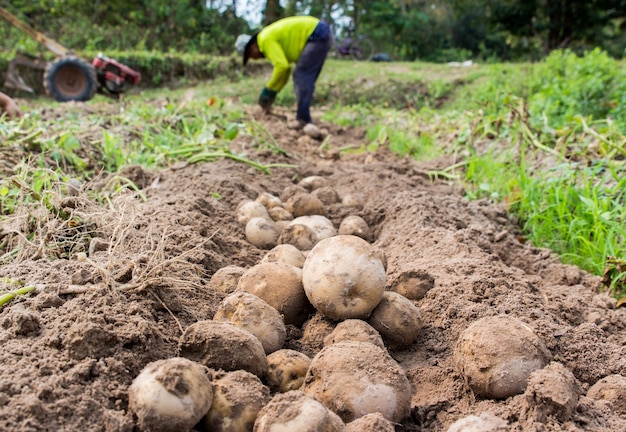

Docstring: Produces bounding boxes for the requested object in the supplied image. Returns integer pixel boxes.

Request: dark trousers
[293,22,332,123]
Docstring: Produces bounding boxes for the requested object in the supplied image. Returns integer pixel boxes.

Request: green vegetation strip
[1,50,625,301]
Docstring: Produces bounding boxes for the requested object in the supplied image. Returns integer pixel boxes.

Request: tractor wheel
[44,56,97,102]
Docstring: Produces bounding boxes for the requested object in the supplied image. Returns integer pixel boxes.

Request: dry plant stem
[148,289,184,334]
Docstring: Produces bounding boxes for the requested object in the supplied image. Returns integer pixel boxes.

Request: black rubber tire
[44,56,97,102]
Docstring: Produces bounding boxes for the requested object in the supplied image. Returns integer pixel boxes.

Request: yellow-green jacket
[257,16,319,92]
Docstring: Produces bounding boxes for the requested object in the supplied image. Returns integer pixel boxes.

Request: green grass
[2,52,625,298]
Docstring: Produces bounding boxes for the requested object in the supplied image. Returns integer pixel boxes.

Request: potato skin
[237,200,270,226]
[128,357,213,432]
[302,235,386,321]
[210,265,246,295]
[245,217,279,250]
[203,370,271,432]
[213,291,286,354]
[284,193,325,217]
[266,349,312,393]
[237,262,311,326]
[323,319,385,349]
[454,315,550,399]
[278,223,318,251]
[338,215,373,243]
[367,291,423,350]
[289,215,337,241]
[178,320,267,377]
[301,341,411,423]
[254,391,346,432]
[261,244,306,268]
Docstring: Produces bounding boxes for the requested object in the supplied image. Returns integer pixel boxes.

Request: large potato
[254,391,346,432]
[213,291,286,354]
[302,235,386,321]
[301,341,411,423]
[266,349,312,393]
[237,262,311,326]
[203,369,271,432]
[128,357,213,432]
[367,291,423,350]
[454,315,550,399]
[178,320,267,377]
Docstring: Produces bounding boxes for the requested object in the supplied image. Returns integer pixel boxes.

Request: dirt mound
[1,111,626,432]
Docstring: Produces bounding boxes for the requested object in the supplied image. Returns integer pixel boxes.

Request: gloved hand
[258,87,277,112]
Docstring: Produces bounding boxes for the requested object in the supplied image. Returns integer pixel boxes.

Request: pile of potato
[126,176,425,431]
[127,176,546,431]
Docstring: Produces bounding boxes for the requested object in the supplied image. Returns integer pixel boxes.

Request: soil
[1,103,626,432]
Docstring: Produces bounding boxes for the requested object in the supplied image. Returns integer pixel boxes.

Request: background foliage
[1,0,625,62]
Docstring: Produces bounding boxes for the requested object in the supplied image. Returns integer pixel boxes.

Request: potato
[254,391,346,432]
[447,413,509,432]
[311,186,341,205]
[323,319,385,349]
[454,315,550,399]
[237,262,311,326]
[203,369,271,432]
[278,223,318,251]
[266,349,312,393]
[261,244,306,268]
[298,175,328,191]
[302,235,386,321]
[213,291,286,354]
[367,291,423,350]
[210,265,246,295]
[284,193,326,217]
[280,184,308,203]
[338,215,373,242]
[245,217,279,250]
[387,269,435,301]
[237,200,270,226]
[128,357,213,432]
[268,206,293,222]
[256,192,282,209]
[289,215,337,241]
[346,412,395,432]
[341,194,365,209]
[301,341,411,423]
[178,320,267,377]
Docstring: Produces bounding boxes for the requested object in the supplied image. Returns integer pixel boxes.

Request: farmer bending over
[236,16,332,125]
[0,91,21,120]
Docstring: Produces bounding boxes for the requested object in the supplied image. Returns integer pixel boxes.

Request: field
[1,56,626,431]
